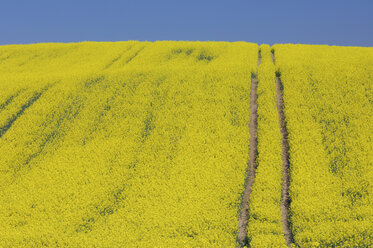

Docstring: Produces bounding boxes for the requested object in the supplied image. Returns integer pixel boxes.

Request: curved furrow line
[125,46,145,64]
[0,85,51,139]
[104,45,134,70]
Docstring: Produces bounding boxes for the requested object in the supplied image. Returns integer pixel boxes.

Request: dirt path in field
[238,51,260,247]
[273,50,293,247]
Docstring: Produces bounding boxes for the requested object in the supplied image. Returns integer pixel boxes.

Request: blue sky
[1,0,372,46]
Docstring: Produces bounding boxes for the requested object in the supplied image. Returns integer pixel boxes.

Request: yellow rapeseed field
[273,44,373,247]
[0,41,258,247]
[0,41,372,247]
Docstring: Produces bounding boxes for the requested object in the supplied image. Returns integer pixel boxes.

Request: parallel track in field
[238,50,261,247]
[272,50,293,247]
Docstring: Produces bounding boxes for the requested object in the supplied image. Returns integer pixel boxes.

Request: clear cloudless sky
[0,0,372,46]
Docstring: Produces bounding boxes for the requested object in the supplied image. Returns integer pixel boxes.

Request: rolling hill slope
[0,41,372,247]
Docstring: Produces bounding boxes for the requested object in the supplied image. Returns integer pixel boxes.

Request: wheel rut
[238,50,260,247]
[0,90,22,113]
[125,46,145,64]
[104,45,134,70]
[272,50,293,247]
[0,85,51,139]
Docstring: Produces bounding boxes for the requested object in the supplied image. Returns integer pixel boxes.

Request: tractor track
[238,50,260,247]
[104,45,134,70]
[125,46,145,64]
[272,50,293,247]
[0,85,51,139]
